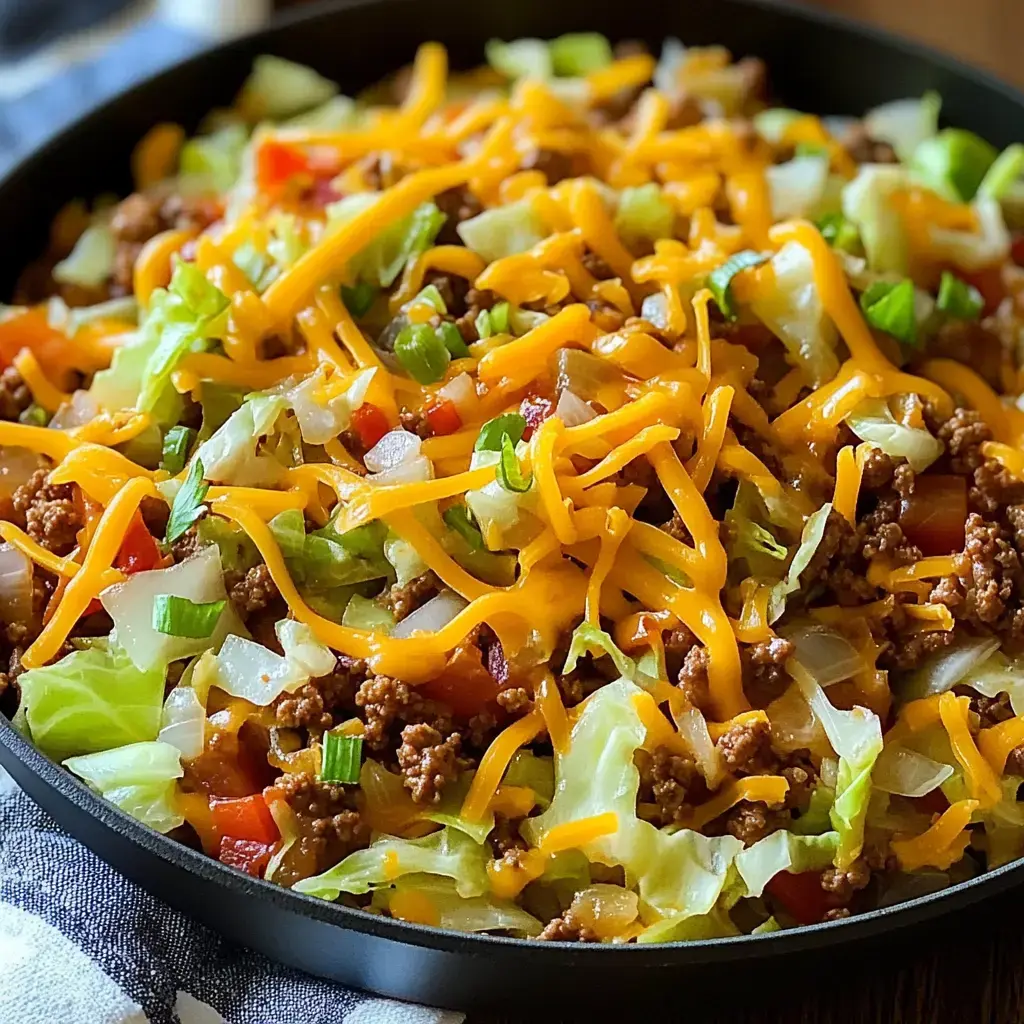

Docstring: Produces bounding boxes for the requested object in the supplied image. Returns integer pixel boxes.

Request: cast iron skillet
[3,0,1024,1011]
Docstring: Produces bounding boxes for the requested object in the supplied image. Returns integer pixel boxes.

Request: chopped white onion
[639,292,670,330]
[287,366,376,445]
[766,156,830,220]
[214,635,295,703]
[277,619,336,678]
[0,543,33,624]
[785,624,865,687]
[158,686,206,760]
[553,389,597,427]
[873,745,953,798]
[864,94,940,164]
[364,428,422,473]
[100,545,235,671]
[0,446,39,501]
[392,589,468,639]
[900,635,1002,703]
[367,454,433,485]
[675,706,723,787]
[49,389,99,430]
[437,372,479,418]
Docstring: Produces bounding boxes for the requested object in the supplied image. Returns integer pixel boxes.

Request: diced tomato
[899,475,968,556]
[0,308,81,382]
[256,140,310,192]
[765,870,831,926]
[419,638,500,718]
[426,399,462,436]
[1011,233,1024,267]
[210,793,280,844]
[114,513,163,574]
[217,836,273,877]
[957,265,1005,317]
[351,403,390,450]
[913,788,949,816]
[519,395,554,440]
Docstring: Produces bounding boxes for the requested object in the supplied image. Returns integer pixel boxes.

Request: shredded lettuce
[457,198,547,263]
[735,830,839,897]
[725,482,789,575]
[18,644,165,762]
[845,399,943,472]
[179,123,249,193]
[749,241,839,386]
[753,108,803,144]
[283,95,358,132]
[485,38,553,80]
[342,594,395,633]
[236,55,338,121]
[64,741,183,834]
[326,195,445,287]
[503,749,555,809]
[521,679,743,923]
[53,224,116,289]
[615,184,675,245]
[194,517,259,573]
[910,128,997,203]
[561,621,657,690]
[768,502,832,624]
[384,532,428,587]
[841,165,911,275]
[766,156,830,220]
[863,92,941,164]
[549,33,613,76]
[927,196,1010,271]
[294,826,489,901]
[194,392,287,486]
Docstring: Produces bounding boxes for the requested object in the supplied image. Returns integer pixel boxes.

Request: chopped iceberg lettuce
[53,224,116,289]
[768,502,833,623]
[735,829,839,897]
[841,164,911,275]
[845,399,943,472]
[457,198,547,263]
[863,92,941,164]
[236,55,338,122]
[194,392,288,486]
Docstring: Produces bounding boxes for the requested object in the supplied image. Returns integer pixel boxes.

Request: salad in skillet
[3,33,1024,942]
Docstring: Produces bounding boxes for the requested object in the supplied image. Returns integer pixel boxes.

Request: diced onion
[639,293,670,330]
[364,428,422,473]
[437,372,479,418]
[568,884,639,940]
[0,543,33,625]
[391,589,468,638]
[900,635,1001,703]
[675,706,723,787]
[872,745,953,798]
[157,686,206,760]
[366,454,433,485]
[49,390,99,430]
[766,156,830,220]
[0,446,39,500]
[278,618,336,678]
[553,389,597,427]
[785,624,865,687]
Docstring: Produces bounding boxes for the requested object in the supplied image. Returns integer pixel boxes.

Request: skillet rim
[2,0,1024,962]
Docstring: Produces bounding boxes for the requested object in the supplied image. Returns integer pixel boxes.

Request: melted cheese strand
[891,799,978,871]
[461,710,545,822]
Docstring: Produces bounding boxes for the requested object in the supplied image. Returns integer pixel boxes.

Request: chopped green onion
[496,433,532,493]
[549,33,613,77]
[475,412,527,452]
[151,594,226,638]
[488,301,511,334]
[19,404,48,426]
[411,283,447,314]
[977,143,1024,200]
[394,323,451,384]
[166,458,209,543]
[321,732,363,783]
[859,279,918,346]
[443,504,484,550]
[910,128,998,202]
[795,141,829,158]
[161,426,195,475]
[436,320,469,358]
[341,281,378,318]
[936,271,984,320]
[816,211,860,253]
[707,250,769,320]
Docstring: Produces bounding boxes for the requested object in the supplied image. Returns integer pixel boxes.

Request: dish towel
[0,8,465,1024]
[0,766,466,1024]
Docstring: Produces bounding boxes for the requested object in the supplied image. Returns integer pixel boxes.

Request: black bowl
[3,0,1024,1012]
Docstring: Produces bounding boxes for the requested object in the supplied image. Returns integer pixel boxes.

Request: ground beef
[859,447,895,490]
[677,645,712,714]
[932,407,992,474]
[722,800,783,845]
[581,251,614,280]
[1005,744,1024,775]
[170,525,202,563]
[0,367,32,422]
[382,570,439,622]
[741,637,795,708]
[453,287,499,344]
[521,147,584,184]
[274,661,365,733]
[929,321,1005,390]
[11,468,82,555]
[354,674,451,750]
[495,686,531,714]
[972,459,1024,516]
[840,122,898,164]
[228,564,279,618]
[423,270,471,318]
[433,187,483,246]
[820,859,872,902]
[967,689,1015,729]
[536,913,599,942]
[396,723,463,804]
[110,192,163,244]
[664,625,698,681]
[635,745,700,826]
[878,620,955,672]
[780,752,818,813]
[489,815,528,859]
[716,718,775,774]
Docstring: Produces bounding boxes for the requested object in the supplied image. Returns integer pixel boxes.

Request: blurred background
[0,0,1021,173]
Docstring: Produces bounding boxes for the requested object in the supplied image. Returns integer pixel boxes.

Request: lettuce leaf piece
[615,184,675,245]
[283,95,359,132]
[768,502,832,623]
[341,594,395,633]
[236,55,338,121]
[845,398,943,472]
[424,773,494,844]
[293,826,489,901]
[53,224,116,289]
[735,829,839,897]
[863,92,941,164]
[792,670,883,868]
[927,196,1010,272]
[269,509,392,589]
[766,156,830,220]
[725,481,789,575]
[485,38,553,80]
[195,517,259,573]
[63,740,183,834]
[373,875,542,936]
[749,241,839,386]
[179,123,249,193]
[457,198,548,263]
[841,165,911,275]
[194,392,288,486]
[18,644,165,762]
[503,750,555,809]
[326,195,445,287]
[789,784,836,835]
[521,679,743,921]
[561,622,657,689]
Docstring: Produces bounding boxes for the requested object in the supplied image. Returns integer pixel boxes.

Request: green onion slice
[977,143,1024,200]
[394,323,451,384]
[816,211,860,253]
[707,250,769,320]
[321,732,363,784]
[496,433,533,493]
[443,504,484,550]
[859,279,918,346]
[475,412,527,452]
[411,283,448,314]
[936,271,983,320]
[341,281,378,318]
[436,320,469,358]
[151,594,226,638]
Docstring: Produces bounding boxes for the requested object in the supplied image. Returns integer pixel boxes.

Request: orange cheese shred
[461,710,545,822]
[891,799,979,871]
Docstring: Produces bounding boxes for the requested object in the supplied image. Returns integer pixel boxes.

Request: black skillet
[2,0,1024,1012]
